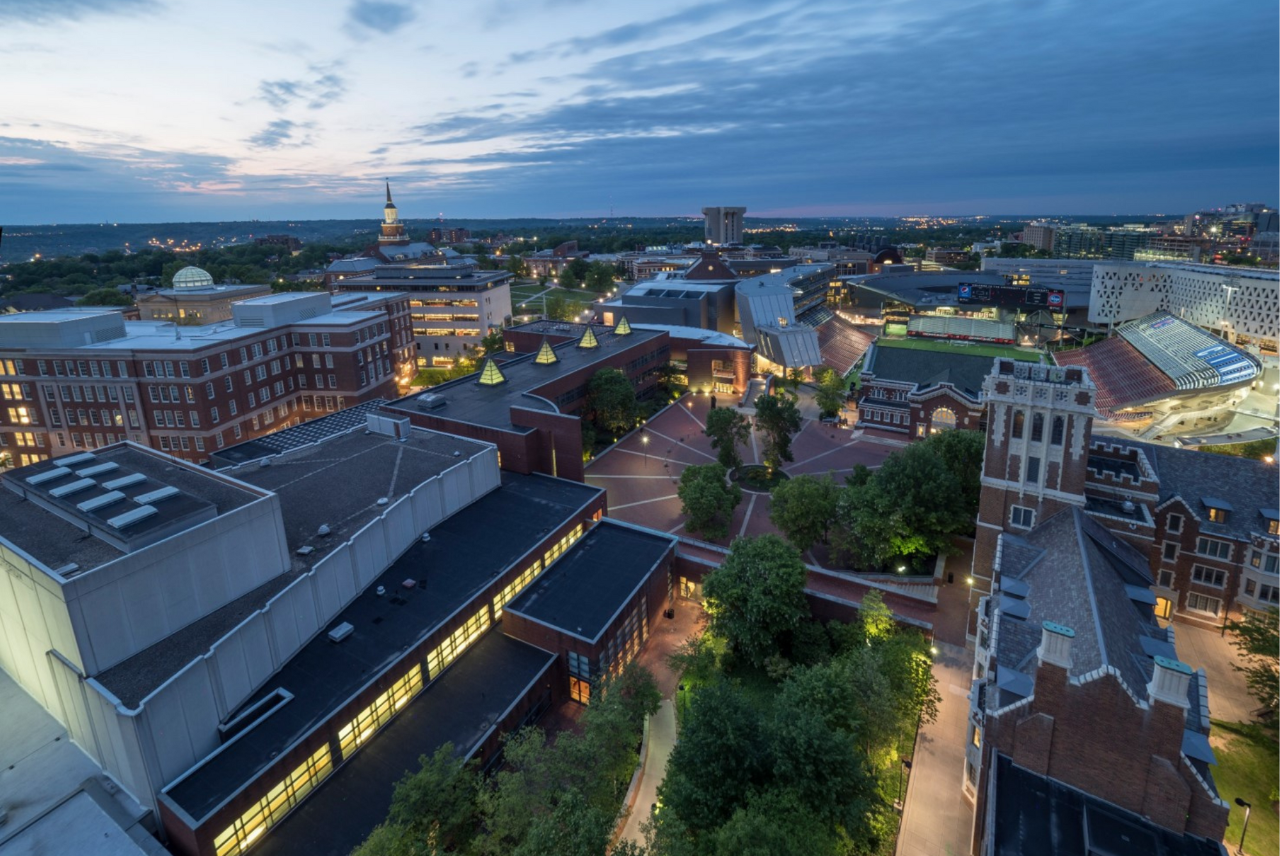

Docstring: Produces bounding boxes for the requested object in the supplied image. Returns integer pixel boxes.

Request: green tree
[585,261,615,292]
[558,266,581,289]
[711,789,839,856]
[753,393,802,471]
[479,328,505,357]
[703,535,809,668]
[542,289,576,322]
[832,442,970,569]
[505,255,529,277]
[565,257,591,282]
[1227,607,1279,716]
[813,369,847,418]
[658,680,770,833]
[76,288,133,307]
[769,474,840,553]
[677,463,742,540]
[922,429,985,525]
[704,407,751,470]
[585,367,637,437]
[351,743,481,856]
[612,659,662,729]
[858,589,895,641]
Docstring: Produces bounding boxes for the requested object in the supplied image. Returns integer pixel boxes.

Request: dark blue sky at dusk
[1,0,1276,222]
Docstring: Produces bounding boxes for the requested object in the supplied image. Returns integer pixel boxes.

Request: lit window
[493,560,543,619]
[426,606,491,679]
[212,744,333,856]
[337,665,423,759]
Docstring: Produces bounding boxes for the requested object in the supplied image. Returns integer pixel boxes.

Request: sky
[0,0,1276,223]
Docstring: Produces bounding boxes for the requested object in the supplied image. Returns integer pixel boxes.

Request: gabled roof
[994,508,1165,700]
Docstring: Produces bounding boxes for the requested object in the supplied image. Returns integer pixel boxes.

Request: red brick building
[855,339,992,437]
[0,292,414,468]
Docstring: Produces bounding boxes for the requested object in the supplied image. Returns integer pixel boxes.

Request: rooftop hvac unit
[328,622,354,643]
[417,393,447,411]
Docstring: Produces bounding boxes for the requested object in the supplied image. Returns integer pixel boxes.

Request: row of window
[213,744,334,856]
[543,524,585,567]
[426,606,491,680]
[493,559,544,620]
[1011,410,1065,445]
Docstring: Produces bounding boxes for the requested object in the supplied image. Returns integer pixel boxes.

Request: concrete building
[925,248,971,266]
[525,241,590,279]
[1021,222,1056,253]
[0,291,414,468]
[702,206,746,245]
[979,257,1098,303]
[333,262,512,368]
[1052,225,1153,260]
[135,266,272,325]
[968,511,1230,853]
[970,358,1278,635]
[1089,261,1279,352]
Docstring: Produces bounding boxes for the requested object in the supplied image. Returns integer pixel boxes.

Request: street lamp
[641,432,650,468]
[1235,797,1251,855]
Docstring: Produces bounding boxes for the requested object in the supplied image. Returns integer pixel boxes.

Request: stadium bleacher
[1053,338,1174,416]
[907,315,1015,343]
[1118,312,1260,390]
[814,313,874,376]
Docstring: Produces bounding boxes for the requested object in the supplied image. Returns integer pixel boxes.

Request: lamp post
[1235,797,1251,855]
[641,432,649,469]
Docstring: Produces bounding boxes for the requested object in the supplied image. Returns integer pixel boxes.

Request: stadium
[1053,310,1262,436]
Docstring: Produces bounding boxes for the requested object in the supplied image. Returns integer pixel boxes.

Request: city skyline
[1,0,1277,223]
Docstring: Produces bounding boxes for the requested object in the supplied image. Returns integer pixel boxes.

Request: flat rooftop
[94,426,492,706]
[163,473,601,821]
[384,325,666,431]
[864,340,1006,398]
[506,521,674,642]
[208,400,389,466]
[0,445,261,577]
[246,633,555,856]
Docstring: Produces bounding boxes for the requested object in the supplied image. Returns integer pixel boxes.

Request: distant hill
[0,214,1155,263]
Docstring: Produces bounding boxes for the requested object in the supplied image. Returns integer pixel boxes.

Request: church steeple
[379,179,408,244]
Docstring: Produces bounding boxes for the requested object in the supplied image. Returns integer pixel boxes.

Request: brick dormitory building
[0,291,416,469]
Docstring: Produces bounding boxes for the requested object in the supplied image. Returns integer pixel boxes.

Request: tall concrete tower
[702,206,746,245]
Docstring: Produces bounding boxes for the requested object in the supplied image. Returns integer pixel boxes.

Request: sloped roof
[864,341,995,398]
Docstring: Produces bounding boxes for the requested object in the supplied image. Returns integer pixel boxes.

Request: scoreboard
[957,283,1065,309]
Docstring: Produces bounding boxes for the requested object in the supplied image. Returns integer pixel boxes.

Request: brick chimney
[1147,656,1192,710]
[1037,621,1075,669]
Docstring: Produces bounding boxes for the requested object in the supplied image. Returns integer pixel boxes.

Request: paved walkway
[897,566,976,856]
[897,641,975,856]
[620,700,677,846]
[1171,621,1256,724]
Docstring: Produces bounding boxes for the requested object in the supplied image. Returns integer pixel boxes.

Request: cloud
[246,119,312,149]
[0,0,158,24]
[256,64,347,112]
[346,0,415,32]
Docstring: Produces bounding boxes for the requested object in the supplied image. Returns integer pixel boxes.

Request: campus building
[968,509,1230,853]
[1088,261,1279,353]
[0,399,698,856]
[970,359,1278,635]
[702,206,746,245]
[135,266,272,325]
[333,261,513,368]
[0,291,414,469]
[854,339,996,437]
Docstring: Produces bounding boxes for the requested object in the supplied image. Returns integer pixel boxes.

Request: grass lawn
[1212,719,1278,856]
[876,336,1042,361]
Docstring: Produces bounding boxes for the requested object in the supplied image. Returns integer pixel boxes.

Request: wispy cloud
[246,119,313,149]
[257,63,348,112]
[0,0,158,24]
[346,0,415,32]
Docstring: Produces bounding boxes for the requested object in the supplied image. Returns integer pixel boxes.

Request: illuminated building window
[337,665,424,759]
[493,560,543,619]
[212,744,333,856]
[569,676,591,704]
[544,524,584,567]
[426,606,491,679]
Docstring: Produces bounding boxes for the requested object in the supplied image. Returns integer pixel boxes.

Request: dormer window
[1208,507,1228,524]
[1263,509,1278,535]
[1203,497,1233,524]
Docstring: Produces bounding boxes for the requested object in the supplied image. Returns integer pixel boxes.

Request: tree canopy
[677,463,742,541]
[813,369,848,418]
[704,407,751,470]
[753,393,802,471]
[702,534,809,668]
[585,367,637,437]
[769,474,840,554]
[1227,607,1278,716]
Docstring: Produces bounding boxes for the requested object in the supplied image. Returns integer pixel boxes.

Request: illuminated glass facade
[213,745,333,856]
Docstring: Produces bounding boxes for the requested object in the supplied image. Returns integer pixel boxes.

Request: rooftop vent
[107,505,158,530]
[75,462,119,478]
[59,452,97,467]
[25,467,71,486]
[318,524,331,536]
[136,486,180,504]
[103,473,147,490]
[49,478,97,498]
[77,491,126,513]
[417,393,447,411]
[328,622,354,643]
